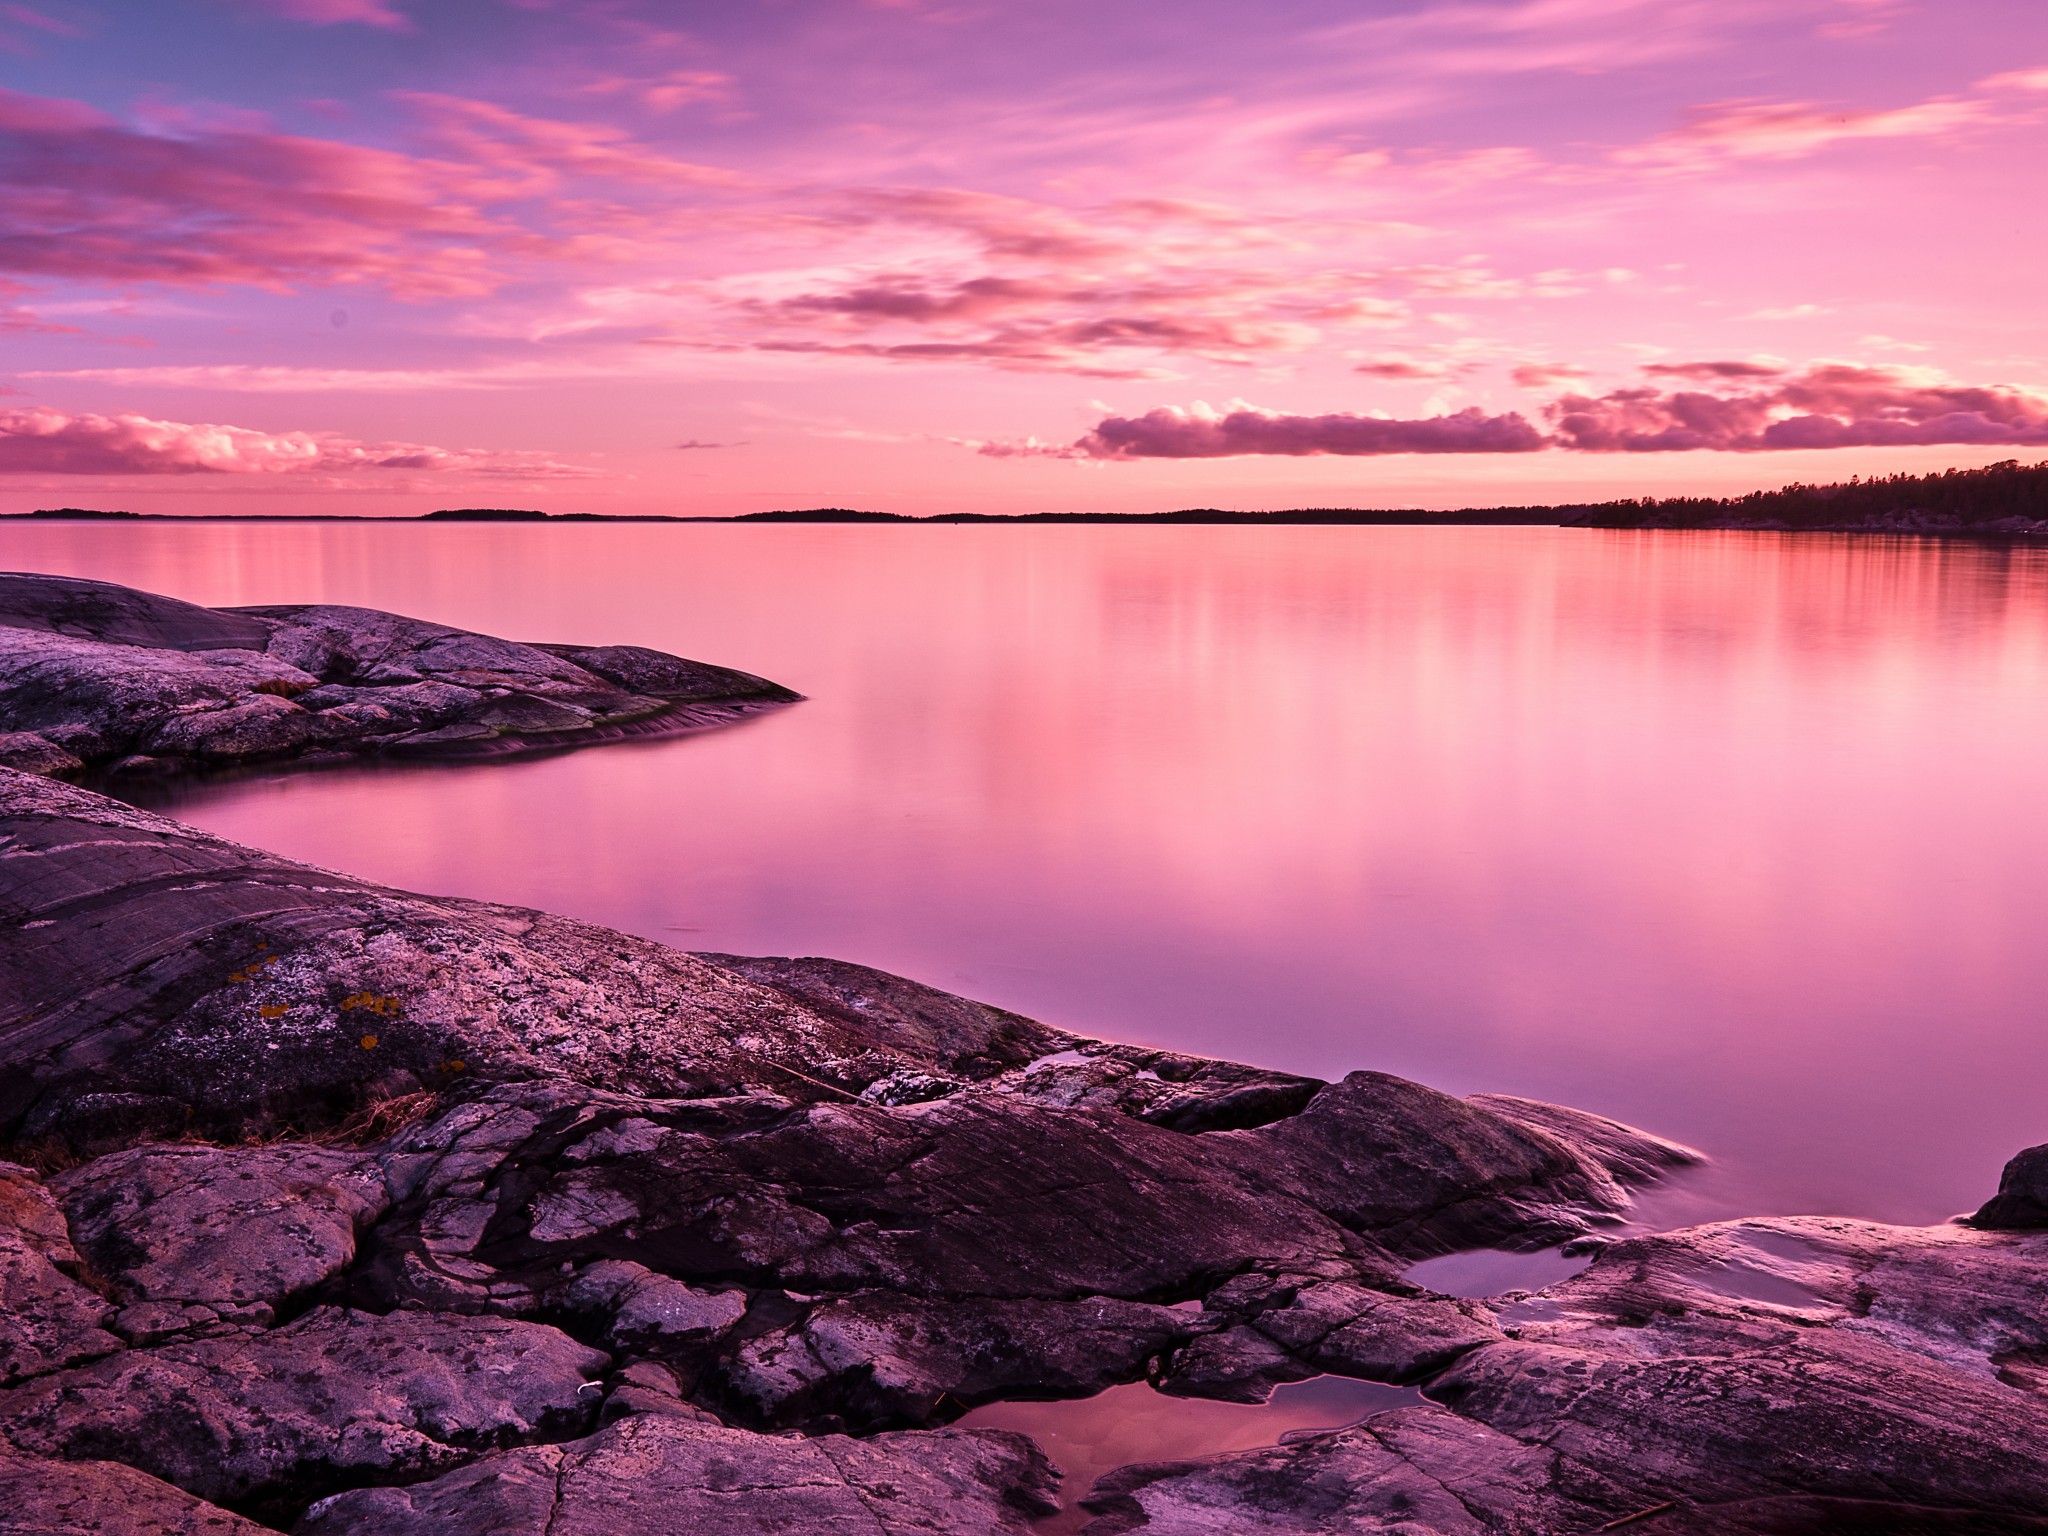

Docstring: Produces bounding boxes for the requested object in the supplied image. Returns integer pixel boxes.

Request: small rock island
[0,578,2043,1535]
[0,572,797,781]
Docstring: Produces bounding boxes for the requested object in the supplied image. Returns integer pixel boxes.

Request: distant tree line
[1565,459,2048,532]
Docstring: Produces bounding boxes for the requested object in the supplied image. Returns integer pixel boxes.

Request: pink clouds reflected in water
[11,520,2048,1225]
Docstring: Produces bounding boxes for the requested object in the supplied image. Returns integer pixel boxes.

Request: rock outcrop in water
[1972,1144,2048,1231]
[1,770,2045,1534]
[0,572,797,780]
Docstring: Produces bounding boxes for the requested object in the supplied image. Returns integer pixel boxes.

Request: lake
[8,519,2045,1228]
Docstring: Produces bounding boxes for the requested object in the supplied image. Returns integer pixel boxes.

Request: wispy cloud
[0,403,591,476]
[244,0,411,30]
[0,89,507,294]
[1622,94,1990,172]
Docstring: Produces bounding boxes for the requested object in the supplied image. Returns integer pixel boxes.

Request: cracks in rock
[537,1444,574,1536]
[1354,1418,1498,1528]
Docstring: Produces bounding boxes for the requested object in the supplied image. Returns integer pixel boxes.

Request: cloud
[1353,356,1461,381]
[709,261,1331,374]
[0,3,81,50]
[1550,364,2048,451]
[762,274,1068,324]
[1319,0,1784,84]
[0,86,749,299]
[1003,401,1549,460]
[985,364,2048,461]
[739,335,1173,381]
[0,88,517,295]
[1978,67,2048,94]
[1745,303,1831,321]
[25,363,539,392]
[1623,90,1996,173]
[580,68,738,114]
[829,187,1121,264]
[0,276,71,334]
[396,92,743,190]
[245,0,410,28]
[1511,362,1590,389]
[1641,358,1786,381]
[0,404,590,477]
[716,247,1615,378]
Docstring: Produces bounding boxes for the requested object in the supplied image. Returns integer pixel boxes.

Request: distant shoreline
[7,459,2048,533]
[1,507,1569,527]
[7,511,2047,536]
[4,512,2048,536]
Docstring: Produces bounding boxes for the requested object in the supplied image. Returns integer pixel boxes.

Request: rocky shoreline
[0,578,2044,1535]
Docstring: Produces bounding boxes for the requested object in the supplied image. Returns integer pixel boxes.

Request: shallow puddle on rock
[1402,1245,1593,1298]
[957,1376,1420,1532]
[1688,1228,1836,1311]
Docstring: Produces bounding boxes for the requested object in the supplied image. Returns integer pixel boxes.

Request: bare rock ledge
[0,571,798,781]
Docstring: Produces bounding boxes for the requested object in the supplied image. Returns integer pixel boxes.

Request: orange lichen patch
[340,991,403,1018]
[226,955,279,984]
[440,1058,467,1074]
[257,1003,290,1019]
[359,1034,380,1050]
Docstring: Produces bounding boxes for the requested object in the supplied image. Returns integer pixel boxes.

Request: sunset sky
[5,0,2048,515]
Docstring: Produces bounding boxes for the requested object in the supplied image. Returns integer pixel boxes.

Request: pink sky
[3,0,2047,515]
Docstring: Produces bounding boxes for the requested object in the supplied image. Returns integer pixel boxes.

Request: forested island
[1566,459,2048,533]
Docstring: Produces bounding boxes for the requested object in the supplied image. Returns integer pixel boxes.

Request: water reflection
[9,521,2048,1224]
[1402,1246,1592,1299]
[956,1376,1420,1531]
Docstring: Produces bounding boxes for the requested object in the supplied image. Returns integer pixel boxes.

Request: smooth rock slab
[1077,1404,1577,1535]
[295,1413,1059,1536]
[1211,1074,1688,1254]
[0,1307,608,1513]
[0,773,1089,1149]
[0,572,796,780]
[0,1449,271,1536]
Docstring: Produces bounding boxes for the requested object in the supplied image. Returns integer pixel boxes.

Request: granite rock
[0,1307,607,1515]
[295,1413,1060,1536]
[0,572,797,781]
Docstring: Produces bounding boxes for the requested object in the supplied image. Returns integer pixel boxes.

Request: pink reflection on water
[957,1377,1420,1531]
[9,522,2048,1224]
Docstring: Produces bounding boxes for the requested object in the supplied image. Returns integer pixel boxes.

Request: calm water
[7,521,2047,1227]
